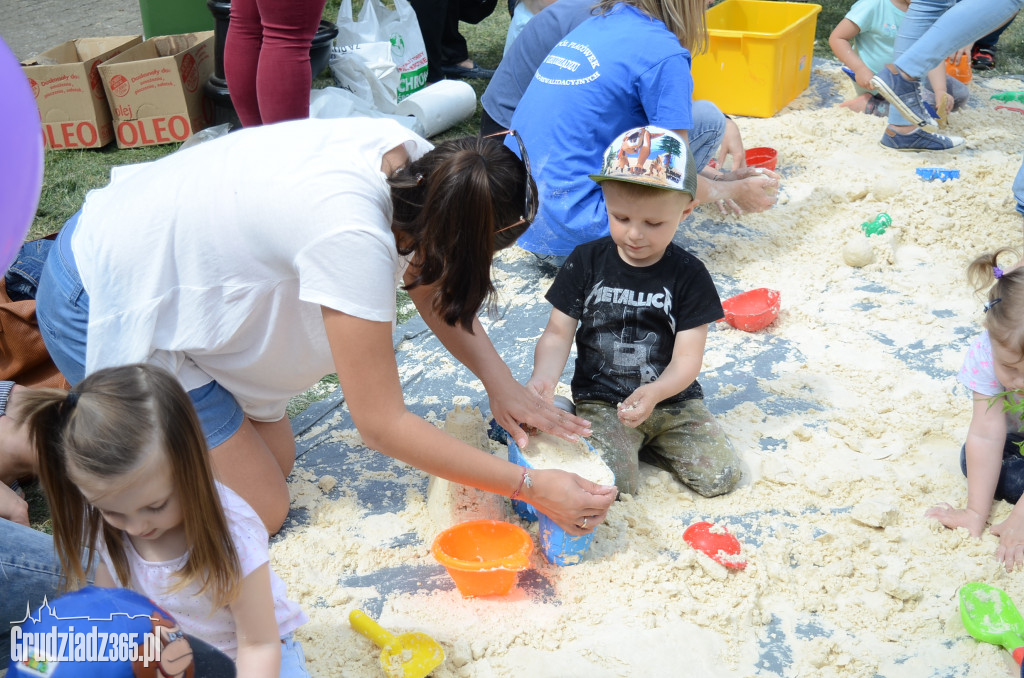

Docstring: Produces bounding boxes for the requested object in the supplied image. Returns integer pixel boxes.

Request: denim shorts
[34,212,244,448]
[280,634,311,678]
[5,238,53,301]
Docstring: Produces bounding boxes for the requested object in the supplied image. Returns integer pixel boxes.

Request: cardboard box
[97,31,214,148]
[21,36,143,150]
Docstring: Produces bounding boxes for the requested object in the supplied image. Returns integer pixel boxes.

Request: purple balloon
[0,36,44,277]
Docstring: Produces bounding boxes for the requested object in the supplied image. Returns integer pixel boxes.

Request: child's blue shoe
[871,65,937,130]
[880,127,964,152]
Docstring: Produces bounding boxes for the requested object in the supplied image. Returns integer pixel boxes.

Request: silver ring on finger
[581,516,588,529]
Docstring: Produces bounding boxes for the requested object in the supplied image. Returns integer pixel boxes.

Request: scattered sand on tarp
[271,66,1024,677]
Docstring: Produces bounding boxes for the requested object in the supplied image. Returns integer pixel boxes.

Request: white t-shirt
[958,330,1023,431]
[97,482,308,658]
[73,118,433,420]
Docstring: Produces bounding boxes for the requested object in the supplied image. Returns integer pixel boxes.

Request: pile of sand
[271,66,1024,677]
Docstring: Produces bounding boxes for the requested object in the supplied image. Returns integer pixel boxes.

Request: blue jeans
[888,0,1024,126]
[688,99,727,173]
[35,212,245,448]
[1015,158,1024,217]
[1,522,64,661]
[4,239,53,302]
[35,212,88,386]
[960,433,1024,504]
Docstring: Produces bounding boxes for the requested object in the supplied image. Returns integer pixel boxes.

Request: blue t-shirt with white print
[508,3,693,256]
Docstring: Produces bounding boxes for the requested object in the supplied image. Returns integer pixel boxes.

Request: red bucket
[745,147,778,171]
[721,288,781,332]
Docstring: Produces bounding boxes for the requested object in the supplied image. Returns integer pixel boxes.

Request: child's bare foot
[840,92,873,113]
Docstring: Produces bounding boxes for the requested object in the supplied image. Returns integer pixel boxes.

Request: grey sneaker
[871,65,937,131]
[879,126,964,152]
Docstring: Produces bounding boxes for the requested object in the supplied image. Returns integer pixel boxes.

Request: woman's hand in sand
[525,468,617,535]
[991,515,1024,572]
[924,503,986,537]
[490,378,591,450]
[716,118,746,171]
[703,168,780,215]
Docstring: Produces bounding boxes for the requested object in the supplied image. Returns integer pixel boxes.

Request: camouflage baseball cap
[589,126,698,198]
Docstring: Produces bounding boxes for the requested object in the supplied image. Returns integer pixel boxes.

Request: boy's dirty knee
[692,463,741,498]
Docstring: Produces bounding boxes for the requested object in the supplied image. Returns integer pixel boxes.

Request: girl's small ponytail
[969,249,1024,357]
[967,248,1018,295]
[19,386,98,590]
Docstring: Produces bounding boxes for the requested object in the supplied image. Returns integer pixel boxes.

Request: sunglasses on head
[485,129,536,233]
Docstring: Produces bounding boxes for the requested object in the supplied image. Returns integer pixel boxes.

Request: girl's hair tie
[65,391,80,408]
[994,266,1004,278]
[985,298,1003,313]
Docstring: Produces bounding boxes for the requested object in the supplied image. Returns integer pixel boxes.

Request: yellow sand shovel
[349,609,445,678]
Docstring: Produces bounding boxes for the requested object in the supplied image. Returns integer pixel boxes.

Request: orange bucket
[431,520,534,597]
[946,56,972,84]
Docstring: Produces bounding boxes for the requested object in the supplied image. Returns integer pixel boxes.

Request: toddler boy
[528,126,740,496]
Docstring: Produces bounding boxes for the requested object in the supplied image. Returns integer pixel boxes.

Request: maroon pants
[224,0,326,126]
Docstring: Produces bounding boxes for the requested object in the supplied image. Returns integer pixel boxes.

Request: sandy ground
[271,63,1024,677]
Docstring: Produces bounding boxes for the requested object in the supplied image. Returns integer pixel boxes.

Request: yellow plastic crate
[692,0,821,118]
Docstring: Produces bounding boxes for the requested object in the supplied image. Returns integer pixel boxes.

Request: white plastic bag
[329,41,400,113]
[309,88,423,135]
[334,0,428,107]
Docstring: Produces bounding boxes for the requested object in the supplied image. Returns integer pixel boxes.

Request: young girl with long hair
[22,363,309,677]
[927,249,1024,572]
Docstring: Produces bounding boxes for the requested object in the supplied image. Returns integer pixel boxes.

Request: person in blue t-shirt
[504,0,780,266]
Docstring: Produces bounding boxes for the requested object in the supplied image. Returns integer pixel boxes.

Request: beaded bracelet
[510,468,532,500]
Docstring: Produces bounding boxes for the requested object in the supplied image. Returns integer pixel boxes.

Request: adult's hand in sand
[702,168,780,216]
[524,468,617,535]
[924,502,986,538]
[491,377,591,450]
[991,516,1024,572]
[716,118,746,171]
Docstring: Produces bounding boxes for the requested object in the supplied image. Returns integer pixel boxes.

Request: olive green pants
[576,399,740,497]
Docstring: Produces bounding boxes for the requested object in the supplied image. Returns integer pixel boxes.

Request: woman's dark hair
[389,135,537,331]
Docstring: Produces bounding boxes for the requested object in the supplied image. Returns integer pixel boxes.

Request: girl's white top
[959,329,1024,430]
[97,482,307,658]
[72,118,433,421]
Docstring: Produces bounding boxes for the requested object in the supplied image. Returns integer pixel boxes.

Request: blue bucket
[505,431,612,566]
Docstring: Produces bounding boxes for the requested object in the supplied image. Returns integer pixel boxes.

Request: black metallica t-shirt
[545,236,723,405]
